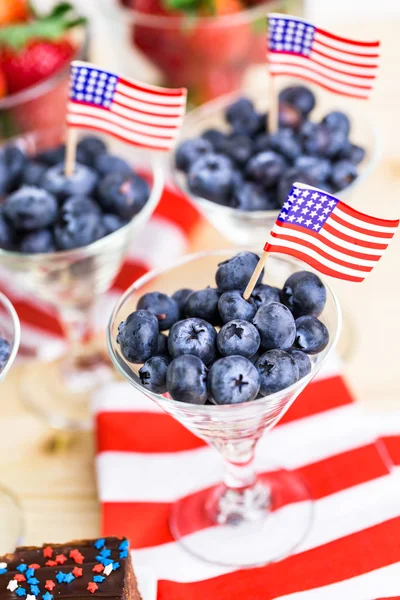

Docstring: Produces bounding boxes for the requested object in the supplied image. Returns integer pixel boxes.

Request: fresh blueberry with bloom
[97,173,150,219]
[246,151,287,188]
[338,142,365,165]
[184,288,221,325]
[139,356,170,394]
[215,251,263,292]
[0,208,15,249]
[0,337,11,371]
[218,290,257,324]
[330,160,358,191]
[22,161,47,187]
[41,162,98,200]
[221,135,253,167]
[281,271,326,318]
[287,348,312,379]
[188,154,234,205]
[322,111,350,136]
[77,135,107,166]
[256,350,299,395]
[251,284,280,309]
[175,138,213,172]
[279,85,316,117]
[166,355,208,404]
[295,316,329,354]
[137,292,180,331]
[231,183,276,212]
[208,356,260,405]
[268,130,302,162]
[19,229,56,253]
[62,196,101,219]
[54,212,106,250]
[225,98,260,136]
[117,310,159,363]
[201,129,227,152]
[217,319,260,359]
[168,317,217,365]
[156,333,169,357]
[4,186,58,231]
[253,302,296,351]
[295,155,332,183]
[102,214,128,235]
[172,288,193,318]
[277,167,317,207]
[94,153,133,178]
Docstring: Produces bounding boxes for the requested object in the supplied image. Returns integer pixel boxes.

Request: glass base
[170,470,313,568]
[21,354,114,432]
[0,485,23,553]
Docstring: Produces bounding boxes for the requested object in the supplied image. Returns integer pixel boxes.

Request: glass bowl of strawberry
[116,0,305,105]
[0,1,88,140]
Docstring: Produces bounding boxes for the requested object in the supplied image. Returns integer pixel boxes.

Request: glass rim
[0,291,21,380]
[107,248,342,413]
[0,125,165,262]
[123,0,280,27]
[0,24,89,110]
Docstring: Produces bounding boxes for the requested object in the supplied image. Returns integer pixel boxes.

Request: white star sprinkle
[27,595,36,600]
[0,563,6,569]
[104,564,113,576]
[7,581,18,592]
[297,216,304,224]
[311,192,319,200]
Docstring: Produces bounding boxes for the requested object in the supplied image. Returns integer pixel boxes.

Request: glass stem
[57,302,97,368]
[221,439,257,490]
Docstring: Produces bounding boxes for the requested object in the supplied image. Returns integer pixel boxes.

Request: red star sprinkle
[69,549,84,565]
[45,561,57,567]
[92,564,104,573]
[72,567,83,578]
[87,582,98,594]
[45,581,56,591]
[55,554,67,565]
[43,547,53,559]
[13,575,26,582]
[28,564,41,570]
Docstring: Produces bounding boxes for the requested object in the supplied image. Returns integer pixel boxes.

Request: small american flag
[66,61,187,151]
[265,183,399,282]
[267,14,380,99]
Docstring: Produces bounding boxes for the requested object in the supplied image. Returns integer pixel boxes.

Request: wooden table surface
[0,16,399,548]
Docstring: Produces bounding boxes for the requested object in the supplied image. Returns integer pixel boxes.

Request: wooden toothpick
[64,128,78,177]
[243,251,269,300]
[267,75,279,135]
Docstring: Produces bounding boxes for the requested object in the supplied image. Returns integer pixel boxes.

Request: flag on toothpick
[267,14,380,99]
[66,61,187,151]
[264,183,399,282]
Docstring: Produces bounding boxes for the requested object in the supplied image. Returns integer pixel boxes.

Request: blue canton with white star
[268,15,315,55]
[69,65,118,108]
[278,185,339,233]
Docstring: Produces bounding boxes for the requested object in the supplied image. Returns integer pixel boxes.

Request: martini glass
[0,127,164,433]
[107,249,341,567]
[0,292,23,553]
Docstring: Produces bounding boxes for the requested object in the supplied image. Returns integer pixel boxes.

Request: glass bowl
[0,291,23,553]
[107,249,341,567]
[0,25,89,141]
[172,80,380,246]
[0,127,164,432]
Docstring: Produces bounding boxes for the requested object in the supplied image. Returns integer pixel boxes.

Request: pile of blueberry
[175,85,365,212]
[0,337,10,372]
[0,136,150,253]
[116,252,330,405]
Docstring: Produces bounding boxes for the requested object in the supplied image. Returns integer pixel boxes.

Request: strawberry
[0,0,30,27]
[0,2,86,94]
[0,66,7,98]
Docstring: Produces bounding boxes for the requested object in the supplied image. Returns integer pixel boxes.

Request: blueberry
[102,213,128,235]
[172,288,193,318]
[216,252,263,292]
[167,355,208,404]
[77,136,107,166]
[137,291,180,331]
[330,160,358,190]
[0,208,15,249]
[251,284,280,308]
[246,151,287,188]
[278,103,303,129]
[295,316,329,354]
[279,86,316,117]
[41,162,98,200]
[94,154,133,178]
[218,290,257,323]
[226,98,260,136]
[256,350,299,395]
[188,154,234,205]
[221,135,253,167]
[295,155,332,183]
[22,161,47,187]
[4,186,58,231]
[0,337,11,371]
[168,317,216,365]
[268,130,302,161]
[277,167,317,208]
[304,125,347,158]
[117,310,159,363]
[217,320,260,359]
[2,147,27,192]
[36,144,66,166]
[97,173,150,219]
[208,356,260,405]
[231,183,277,212]
[226,97,255,123]
[253,302,296,350]
[139,355,170,394]
[253,133,272,153]
[337,142,365,165]
[201,129,227,152]
[54,212,106,250]
[184,288,221,325]
[287,348,311,379]
[62,196,101,219]
[156,333,169,356]
[175,138,213,172]
[321,111,350,136]
[299,120,318,141]
[19,229,56,254]
[282,271,326,318]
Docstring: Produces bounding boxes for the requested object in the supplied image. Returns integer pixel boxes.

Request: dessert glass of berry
[173,81,379,246]
[0,2,88,140]
[0,291,23,553]
[107,249,341,567]
[0,127,164,432]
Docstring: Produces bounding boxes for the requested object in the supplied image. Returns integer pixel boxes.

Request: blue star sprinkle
[118,540,129,551]
[16,589,27,597]
[25,569,35,579]
[17,565,27,573]
[0,569,7,575]
[112,562,120,571]
[30,585,40,596]
[43,593,53,600]
[119,550,128,559]
[56,573,66,584]
[94,539,105,550]
[99,549,111,559]
[63,573,75,584]
[27,578,39,585]
[93,576,105,583]
[96,556,113,567]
